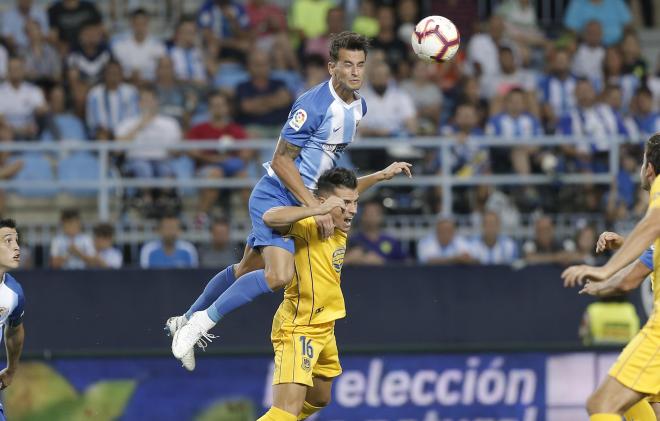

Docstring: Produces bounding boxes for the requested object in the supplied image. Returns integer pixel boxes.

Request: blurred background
[0,0,659,420]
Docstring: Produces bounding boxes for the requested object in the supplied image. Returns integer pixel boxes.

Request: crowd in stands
[0,0,658,268]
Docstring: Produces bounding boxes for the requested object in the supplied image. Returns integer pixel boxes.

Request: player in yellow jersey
[562,133,660,421]
[256,167,358,421]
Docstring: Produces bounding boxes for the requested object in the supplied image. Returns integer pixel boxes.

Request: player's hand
[562,264,608,287]
[318,196,345,215]
[579,281,603,296]
[314,213,335,239]
[380,162,412,180]
[0,368,15,390]
[596,231,624,253]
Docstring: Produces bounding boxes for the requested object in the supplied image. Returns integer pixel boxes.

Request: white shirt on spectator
[572,44,605,80]
[417,233,471,264]
[1,5,49,49]
[112,34,166,81]
[469,235,519,265]
[466,33,500,78]
[359,82,416,134]
[0,81,46,129]
[168,45,206,83]
[50,233,95,269]
[115,114,182,160]
[97,247,123,269]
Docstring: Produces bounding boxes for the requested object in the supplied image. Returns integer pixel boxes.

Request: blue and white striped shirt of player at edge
[0,273,25,340]
[263,80,367,191]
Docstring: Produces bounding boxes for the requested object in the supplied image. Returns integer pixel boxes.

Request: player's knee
[308,394,331,408]
[264,267,293,290]
[586,392,621,415]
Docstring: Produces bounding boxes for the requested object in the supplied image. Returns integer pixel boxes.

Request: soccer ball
[411,16,460,63]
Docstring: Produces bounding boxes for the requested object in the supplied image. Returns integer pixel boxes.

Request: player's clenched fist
[314,213,335,239]
[562,264,608,287]
[0,368,15,390]
[318,196,346,214]
[596,231,624,253]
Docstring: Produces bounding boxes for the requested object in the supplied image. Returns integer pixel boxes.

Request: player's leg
[624,400,656,420]
[587,375,647,419]
[651,402,660,419]
[257,383,307,420]
[298,376,334,420]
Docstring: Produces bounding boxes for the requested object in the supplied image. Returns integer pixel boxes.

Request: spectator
[486,88,542,175]
[370,5,409,75]
[0,44,7,80]
[140,214,198,268]
[401,61,443,134]
[429,0,479,41]
[539,48,578,131]
[621,31,647,80]
[300,54,329,93]
[439,103,488,176]
[72,222,123,268]
[21,19,62,84]
[456,76,489,127]
[396,0,420,44]
[2,0,49,51]
[0,56,48,140]
[482,46,536,100]
[0,119,23,214]
[563,0,631,46]
[417,217,474,264]
[558,78,627,171]
[625,86,660,139]
[495,0,545,49]
[522,215,575,265]
[198,217,240,268]
[290,0,335,40]
[111,8,166,83]
[466,15,507,80]
[571,224,599,265]
[115,84,182,206]
[154,56,197,129]
[197,0,250,58]
[187,90,249,222]
[345,201,408,265]
[469,211,518,265]
[595,47,639,113]
[304,7,345,61]
[352,0,379,38]
[235,49,292,132]
[86,60,139,140]
[246,0,288,45]
[49,208,95,269]
[47,0,102,53]
[167,18,206,85]
[360,61,417,138]
[66,22,112,115]
[572,21,605,81]
[42,84,87,141]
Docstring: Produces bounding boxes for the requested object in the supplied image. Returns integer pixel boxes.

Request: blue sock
[185,265,236,320]
[206,269,272,323]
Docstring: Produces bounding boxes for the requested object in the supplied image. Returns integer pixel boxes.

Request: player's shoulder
[294,81,335,112]
[3,274,24,299]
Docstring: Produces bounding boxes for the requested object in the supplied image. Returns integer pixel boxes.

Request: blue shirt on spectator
[486,112,543,137]
[558,104,627,152]
[538,74,578,118]
[563,0,631,46]
[140,240,199,268]
[626,112,660,139]
[197,0,249,39]
[350,233,408,262]
[235,78,291,126]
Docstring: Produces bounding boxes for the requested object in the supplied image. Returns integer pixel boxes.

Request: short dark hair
[316,167,357,196]
[139,83,157,96]
[329,31,369,63]
[645,133,660,175]
[93,223,114,238]
[61,208,80,222]
[636,85,653,97]
[0,219,16,230]
[130,7,149,18]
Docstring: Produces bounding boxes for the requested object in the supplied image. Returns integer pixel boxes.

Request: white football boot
[172,311,216,360]
[165,315,196,371]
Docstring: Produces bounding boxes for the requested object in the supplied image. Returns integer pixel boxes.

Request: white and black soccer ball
[410,15,460,63]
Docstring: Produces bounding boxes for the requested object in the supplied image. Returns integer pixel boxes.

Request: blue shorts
[246,176,299,254]
[199,157,246,178]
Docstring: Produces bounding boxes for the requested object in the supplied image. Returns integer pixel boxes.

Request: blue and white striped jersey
[0,273,25,340]
[86,83,139,135]
[264,80,367,190]
[486,112,543,137]
[538,74,578,117]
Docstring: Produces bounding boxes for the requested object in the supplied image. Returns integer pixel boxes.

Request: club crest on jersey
[0,307,8,318]
[302,356,311,372]
[332,247,345,273]
[289,109,307,131]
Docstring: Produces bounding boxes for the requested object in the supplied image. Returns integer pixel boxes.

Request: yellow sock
[590,414,622,421]
[624,400,656,421]
[297,401,324,420]
[257,406,297,421]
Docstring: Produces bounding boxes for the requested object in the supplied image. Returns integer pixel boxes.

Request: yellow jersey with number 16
[274,216,347,326]
[650,176,660,304]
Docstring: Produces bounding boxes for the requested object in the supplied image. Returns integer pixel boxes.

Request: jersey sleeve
[286,217,316,242]
[8,284,24,328]
[649,176,660,210]
[639,247,654,271]
[280,94,321,147]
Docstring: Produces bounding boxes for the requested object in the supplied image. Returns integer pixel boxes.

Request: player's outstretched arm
[263,196,346,234]
[579,259,651,297]
[357,162,413,194]
[0,323,24,390]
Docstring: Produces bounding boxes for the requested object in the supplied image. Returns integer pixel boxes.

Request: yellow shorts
[270,315,342,387]
[610,313,660,396]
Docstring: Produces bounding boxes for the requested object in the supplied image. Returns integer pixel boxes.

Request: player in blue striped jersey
[0,218,26,421]
[169,32,412,369]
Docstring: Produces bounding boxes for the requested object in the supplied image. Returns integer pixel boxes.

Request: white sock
[193,310,216,331]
